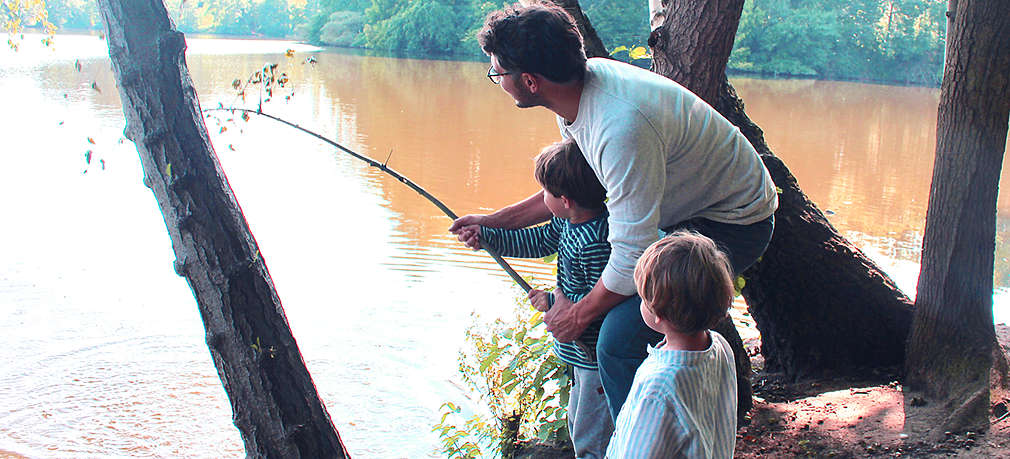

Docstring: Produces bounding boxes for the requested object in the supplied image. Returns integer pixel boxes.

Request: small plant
[610,45,652,62]
[433,294,571,458]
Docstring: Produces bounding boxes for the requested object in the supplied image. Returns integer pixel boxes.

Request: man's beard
[512,85,542,109]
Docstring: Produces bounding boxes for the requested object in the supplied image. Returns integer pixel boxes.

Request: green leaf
[166,163,172,177]
[629,46,651,60]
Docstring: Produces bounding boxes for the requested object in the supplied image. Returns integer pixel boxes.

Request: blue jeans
[596,215,774,419]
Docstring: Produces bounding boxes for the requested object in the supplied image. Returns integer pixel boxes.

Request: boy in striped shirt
[464,138,614,457]
[607,232,738,458]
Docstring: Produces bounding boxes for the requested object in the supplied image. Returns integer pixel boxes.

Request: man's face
[491,55,539,109]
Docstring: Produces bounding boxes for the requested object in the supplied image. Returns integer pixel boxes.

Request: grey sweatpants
[568,366,614,458]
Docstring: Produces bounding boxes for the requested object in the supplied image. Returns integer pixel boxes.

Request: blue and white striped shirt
[607,331,737,458]
[481,215,610,369]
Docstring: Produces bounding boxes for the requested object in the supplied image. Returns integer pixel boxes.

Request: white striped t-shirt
[606,331,737,458]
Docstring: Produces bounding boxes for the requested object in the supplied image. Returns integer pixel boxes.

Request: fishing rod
[205,107,534,293]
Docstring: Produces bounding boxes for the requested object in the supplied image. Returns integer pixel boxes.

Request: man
[450,1,777,419]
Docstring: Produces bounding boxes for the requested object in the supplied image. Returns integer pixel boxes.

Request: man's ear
[522,72,539,93]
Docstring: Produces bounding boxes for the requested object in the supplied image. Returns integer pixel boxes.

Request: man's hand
[545,291,588,342]
[449,214,487,250]
[528,288,551,312]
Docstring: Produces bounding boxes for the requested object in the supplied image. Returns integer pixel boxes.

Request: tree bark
[905,0,1010,434]
[649,0,915,383]
[96,1,348,456]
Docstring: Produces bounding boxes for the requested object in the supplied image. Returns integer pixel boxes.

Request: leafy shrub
[433,296,571,458]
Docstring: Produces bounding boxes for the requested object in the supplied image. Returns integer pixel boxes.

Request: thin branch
[207,107,533,293]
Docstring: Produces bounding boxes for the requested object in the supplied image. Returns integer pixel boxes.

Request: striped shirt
[481,214,610,369]
[606,331,737,458]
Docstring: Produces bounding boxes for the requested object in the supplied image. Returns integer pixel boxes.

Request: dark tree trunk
[550,0,608,59]
[96,1,348,456]
[905,0,1010,434]
[649,0,915,384]
[649,0,742,104]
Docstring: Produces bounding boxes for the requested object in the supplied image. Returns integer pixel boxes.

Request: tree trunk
[550,0,608,59]
[905,0,1010,434]
[649,0,915,383]
[96,1,348,456]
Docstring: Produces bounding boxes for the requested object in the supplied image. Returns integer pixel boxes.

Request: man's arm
[449,190,553,249]
[546,279,629,342]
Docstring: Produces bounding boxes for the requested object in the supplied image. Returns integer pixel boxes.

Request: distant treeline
[42,0,945,85]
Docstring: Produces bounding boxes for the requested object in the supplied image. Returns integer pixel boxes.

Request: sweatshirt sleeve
[480,218,562,259]
[594,125,666,296]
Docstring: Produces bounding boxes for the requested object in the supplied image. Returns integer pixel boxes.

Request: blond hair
[634,231,734,332]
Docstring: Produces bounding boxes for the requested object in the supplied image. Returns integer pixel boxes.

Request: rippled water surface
[1,33,1007,457]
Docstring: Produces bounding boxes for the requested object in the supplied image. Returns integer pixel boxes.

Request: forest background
[30,0,946,86]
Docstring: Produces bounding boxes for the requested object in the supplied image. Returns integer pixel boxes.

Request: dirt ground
[734,324,1010,458]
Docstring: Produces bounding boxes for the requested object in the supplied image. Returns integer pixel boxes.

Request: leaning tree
[96,0,348,456]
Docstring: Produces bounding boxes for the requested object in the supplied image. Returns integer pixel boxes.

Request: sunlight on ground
[754,385,907,444]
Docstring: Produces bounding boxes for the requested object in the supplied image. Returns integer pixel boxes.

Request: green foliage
[301,0,370,44]
[580,0,649,53]
[362,0,471,54]
[3,0,56,49]
[318,10,364,46]
[610,45,651,63]
[41,0,96,30]
[731,0,946,85]
[433,297,571,458]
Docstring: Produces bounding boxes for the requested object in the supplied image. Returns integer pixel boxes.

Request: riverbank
[517,324,1010,458]
[735,324,1010,458]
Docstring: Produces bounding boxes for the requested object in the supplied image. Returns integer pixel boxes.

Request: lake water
[1,33,1007,457]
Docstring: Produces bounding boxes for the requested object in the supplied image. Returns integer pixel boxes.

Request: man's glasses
[487,65,512,84]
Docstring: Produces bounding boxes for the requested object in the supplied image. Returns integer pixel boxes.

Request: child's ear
[560,195,573,209]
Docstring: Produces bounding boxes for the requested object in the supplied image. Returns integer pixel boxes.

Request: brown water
[1,34,1007,457]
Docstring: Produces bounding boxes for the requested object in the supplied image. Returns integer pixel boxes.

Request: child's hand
[450,218,483,250]
[528,289,551,312]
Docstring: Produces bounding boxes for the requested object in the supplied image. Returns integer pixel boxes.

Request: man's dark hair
[478,1,587,84]
[534,139,606,210]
